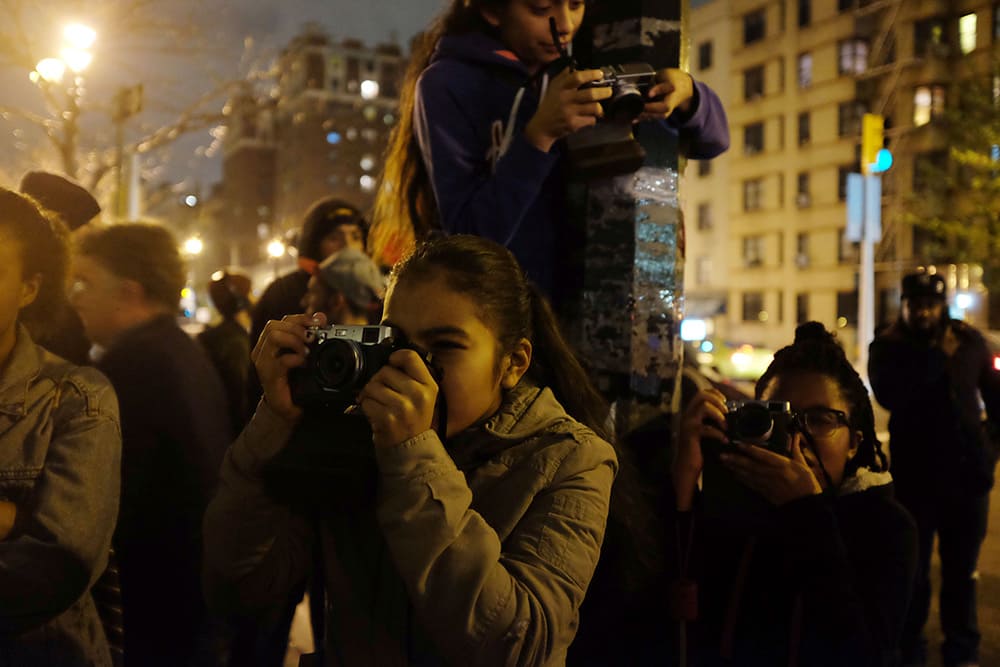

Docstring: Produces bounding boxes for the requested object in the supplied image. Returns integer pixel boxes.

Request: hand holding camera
[674,388,728,511]
[252,312,325,424]
[637,68,695,123]
[525,68,612,153]
[720,436,822,506]
[356,349,441,449]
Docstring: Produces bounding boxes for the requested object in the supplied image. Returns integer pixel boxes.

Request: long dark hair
[369,1,509,266]
[389,234,610,438]
[755,321,888,477]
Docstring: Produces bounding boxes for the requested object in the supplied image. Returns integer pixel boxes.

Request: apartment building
[683,0,999,354]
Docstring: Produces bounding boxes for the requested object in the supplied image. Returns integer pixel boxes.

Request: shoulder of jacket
[37,356,119,419]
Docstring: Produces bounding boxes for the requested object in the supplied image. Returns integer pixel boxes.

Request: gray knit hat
[316,248,385,310]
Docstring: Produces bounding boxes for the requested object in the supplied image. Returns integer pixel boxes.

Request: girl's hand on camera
[525,68,611,152]
[358,349,440,449]
[638,68,694,122]
[674,388,728,511]
[252,312,325,424]
[720,434,822,506]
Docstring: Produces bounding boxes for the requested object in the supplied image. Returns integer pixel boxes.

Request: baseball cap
[19,171,101,230]
[901,272,947,301]
[316,248,385,310]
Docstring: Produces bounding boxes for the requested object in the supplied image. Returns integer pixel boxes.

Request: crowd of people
[2,1,998,667]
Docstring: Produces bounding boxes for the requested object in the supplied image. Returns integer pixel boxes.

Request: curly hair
[755,321,888,477]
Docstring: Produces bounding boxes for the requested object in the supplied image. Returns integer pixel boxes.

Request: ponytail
[525,283,611,441]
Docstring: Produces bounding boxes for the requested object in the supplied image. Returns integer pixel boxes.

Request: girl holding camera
[371,0,728,300]
[204,235,617,665]
[671,322,917,666]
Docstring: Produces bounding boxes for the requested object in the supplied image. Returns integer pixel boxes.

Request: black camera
[289,324,401,408]
[725,400,793,455]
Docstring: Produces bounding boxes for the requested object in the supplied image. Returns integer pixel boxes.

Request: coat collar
[0,325,43,417]
[448,381,572,468]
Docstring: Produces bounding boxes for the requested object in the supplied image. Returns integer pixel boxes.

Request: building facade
[683,0,999,356]
[213,23,403,273]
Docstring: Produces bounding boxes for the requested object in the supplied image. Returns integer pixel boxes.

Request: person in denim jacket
[0,188,121,665]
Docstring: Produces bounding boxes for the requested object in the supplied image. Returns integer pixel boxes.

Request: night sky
[0,0,447,191]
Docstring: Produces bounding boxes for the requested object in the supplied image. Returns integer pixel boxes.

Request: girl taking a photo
[204,235,617,665]
[673,322,918,666]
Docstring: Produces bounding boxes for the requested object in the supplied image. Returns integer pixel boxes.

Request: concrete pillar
[565,0,685,435]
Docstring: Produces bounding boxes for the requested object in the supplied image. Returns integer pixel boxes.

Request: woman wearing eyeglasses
[670,321,918,667]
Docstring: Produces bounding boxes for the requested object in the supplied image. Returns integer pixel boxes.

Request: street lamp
[183,236,204,256]
[28,23,96,180]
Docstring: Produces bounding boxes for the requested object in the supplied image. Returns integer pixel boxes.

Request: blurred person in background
[18,170,102,365]
[249,198,367,349]
[0,187,121,666]
[302,247,385,325]
[869,272,1000,667]
[70,223,231,667]
[199,270,254,437]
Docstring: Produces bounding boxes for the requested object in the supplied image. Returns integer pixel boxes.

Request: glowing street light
[60,47,93,73]
[31,58,66,84]
[267,239,286,258]
[183,236,204,256]
[64,24,97,50]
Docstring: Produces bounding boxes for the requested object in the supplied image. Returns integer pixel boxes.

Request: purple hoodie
[414,32,730,299]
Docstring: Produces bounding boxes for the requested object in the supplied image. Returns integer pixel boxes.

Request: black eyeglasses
[792,407,849,438]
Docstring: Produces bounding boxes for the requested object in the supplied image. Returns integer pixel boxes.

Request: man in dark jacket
[869,272,1000,667]
[70,223,231,667]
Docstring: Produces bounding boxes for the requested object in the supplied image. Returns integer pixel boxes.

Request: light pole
[29,24,96,180]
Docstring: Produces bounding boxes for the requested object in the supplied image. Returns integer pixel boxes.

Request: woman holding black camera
[203,235,617,665]
[671,322,917,666]
[370,0,728,305]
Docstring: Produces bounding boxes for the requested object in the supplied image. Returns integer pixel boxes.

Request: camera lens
[314,339,364,391]
[608,83,645,122]
[733,404,774,441]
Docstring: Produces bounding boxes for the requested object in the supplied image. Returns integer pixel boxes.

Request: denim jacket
[0,326,121,666]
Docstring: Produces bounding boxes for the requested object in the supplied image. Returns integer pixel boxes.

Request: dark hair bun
[794,321,836,346]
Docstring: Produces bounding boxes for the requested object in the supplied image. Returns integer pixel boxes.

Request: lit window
[913,85,945,126]
[798,53,812,88]
[838,39,868,75]
[743,179,764,211]
[960,13,978,54]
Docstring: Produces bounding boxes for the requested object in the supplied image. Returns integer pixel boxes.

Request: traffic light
[862,113,884,175]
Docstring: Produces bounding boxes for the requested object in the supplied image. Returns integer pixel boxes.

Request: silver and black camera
[289,324,401,408]
[581,63,658,122]
[725,400,793,455]
[567,62,660,180]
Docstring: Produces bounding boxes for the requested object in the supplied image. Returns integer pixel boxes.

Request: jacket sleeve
[202,401,315,613]
[414,67,561,246]
[868,331,949,412]
[665,78,730,160]
[976,333,1000,425]
[374,429,617,667]
[0,368,121,634]
[775,495,917,666]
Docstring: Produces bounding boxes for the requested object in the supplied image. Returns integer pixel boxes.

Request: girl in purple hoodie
[372,0,729,300]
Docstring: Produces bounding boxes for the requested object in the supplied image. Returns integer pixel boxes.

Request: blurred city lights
[64,24,97,49]
[359,175,376,192]
[360,155,375,171]
[32,58,66,84]
[680,318,707,341]
[183,236,204,255]
[184,195,199,207]
[360,79,380,100]
[326,131,341,145]
[267,239,286,258]
[60,47,92,72]
[955,292,974,310]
